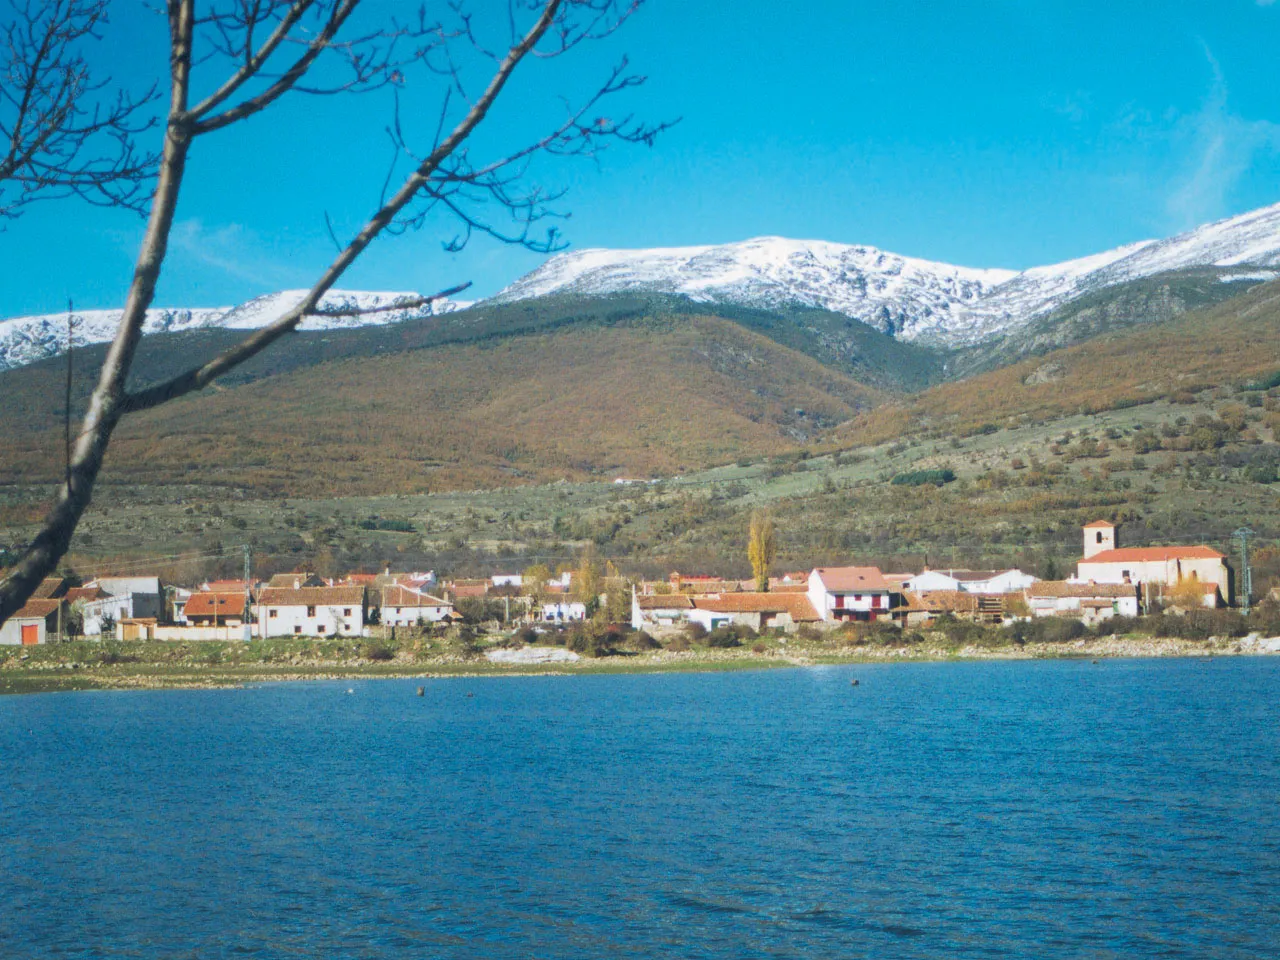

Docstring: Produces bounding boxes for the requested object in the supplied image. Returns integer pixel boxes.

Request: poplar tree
[748,510,776,592]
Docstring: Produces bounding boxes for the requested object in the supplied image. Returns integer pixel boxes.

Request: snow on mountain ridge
[491,202,1280,345]
[493,235,1019,342]
[0,289,466,372]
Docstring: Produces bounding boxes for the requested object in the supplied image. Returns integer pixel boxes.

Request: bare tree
[0,0,157,218]
[0,0,671,626]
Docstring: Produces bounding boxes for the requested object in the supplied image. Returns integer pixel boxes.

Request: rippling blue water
[2,658,1278,958]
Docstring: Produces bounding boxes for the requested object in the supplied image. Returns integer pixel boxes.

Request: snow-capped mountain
[0,289,468,372]
[6,202,1280,371]
[491,202,1280,345]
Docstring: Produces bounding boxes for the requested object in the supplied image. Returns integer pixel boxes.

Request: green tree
[748,510,776,592]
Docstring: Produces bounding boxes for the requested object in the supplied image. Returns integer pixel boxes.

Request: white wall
[256,603,364,638]
[541,601,586,622]
[382,604,452,627]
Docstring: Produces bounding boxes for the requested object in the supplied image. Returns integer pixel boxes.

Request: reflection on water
[2,658,1278,958]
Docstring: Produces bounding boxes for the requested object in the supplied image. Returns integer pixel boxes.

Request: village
[0,521,1239,647]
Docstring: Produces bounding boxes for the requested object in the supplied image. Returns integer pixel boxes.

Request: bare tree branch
[0,0,159,218]
[305,282,471,317]
[120,0,569,414]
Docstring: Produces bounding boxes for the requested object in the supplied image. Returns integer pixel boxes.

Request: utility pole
[1233,527,1254,616]
[242,544,252,642]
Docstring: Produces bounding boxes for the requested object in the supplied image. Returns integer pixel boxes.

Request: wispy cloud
[1164,44,1280,227]
[169,219,295,289]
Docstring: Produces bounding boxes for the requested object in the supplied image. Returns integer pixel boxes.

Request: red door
[20,624,38,645]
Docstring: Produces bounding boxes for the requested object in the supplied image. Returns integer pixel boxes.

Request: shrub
[890,468,956,487]
[705,626,742,648]
[363,642,395,661]
[852,621,903,645]
[628,630,661,651]
[683,622,708,642]
[664,634,690,652]
[513,625,539,645]
[1006,617,1087,644]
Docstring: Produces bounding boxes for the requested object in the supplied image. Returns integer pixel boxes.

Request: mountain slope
[838,278,1280,446]
[0,313,887,497]
[949,266,1277,376]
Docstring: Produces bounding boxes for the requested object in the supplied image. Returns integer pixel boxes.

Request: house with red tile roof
[0,599,63,645]
[807,566,897,622]
[1026,581,1141,621]
[689,592,820,632]
[380,585,454,627]
[254,586,366,638]
[184,592,248,627]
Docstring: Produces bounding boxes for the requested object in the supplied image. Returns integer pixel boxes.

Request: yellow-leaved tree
[748,510,776,592]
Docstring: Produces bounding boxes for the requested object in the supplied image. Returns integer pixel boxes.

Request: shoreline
[2,634,1276,695]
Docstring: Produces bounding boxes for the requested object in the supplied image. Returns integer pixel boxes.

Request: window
[1096,532,1103,543]
[343,608,351,616]
[269,609,277,618]
[293,625,301,634]
[306,605,316,617]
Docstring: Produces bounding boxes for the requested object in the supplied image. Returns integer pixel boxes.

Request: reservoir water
[1,658,1278,958]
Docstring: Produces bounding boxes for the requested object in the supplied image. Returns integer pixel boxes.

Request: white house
[380,585,455,627]
[906,569,1038,594]
[541,600,587,623]
[808,566,895,622]
[254,586,366,638]
[81,592,142,636]
[0,599,62,645]
[94,577,163,618]
[77,576,163,636]
[1025,582,1141,622]
[491,574,523,589]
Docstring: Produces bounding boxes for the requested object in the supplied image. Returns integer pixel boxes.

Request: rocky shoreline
[1,633,1277,695]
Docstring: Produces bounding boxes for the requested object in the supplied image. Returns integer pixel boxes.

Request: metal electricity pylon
[1233,527,1255,616]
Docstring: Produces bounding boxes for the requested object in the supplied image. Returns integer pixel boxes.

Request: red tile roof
[813,566,890,592]
[1083,520,1116,529]
[14,599,61,619]
[692,593,820,621]
[381,586,452,608]
[64,586,106,603]
[635,594,695,611]
[266,572,324,589]
[1027,581,1139,599]
[206,579,252,591]
[31,577,67,599]
[1080,546,1225,564]
[185,592,247,618]
[906,590,980,614]
[257,586,365,606]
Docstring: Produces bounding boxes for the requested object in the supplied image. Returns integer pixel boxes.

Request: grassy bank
[2,630,1274,695]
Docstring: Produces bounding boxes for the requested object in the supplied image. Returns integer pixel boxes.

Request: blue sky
[6,0,1280,317]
